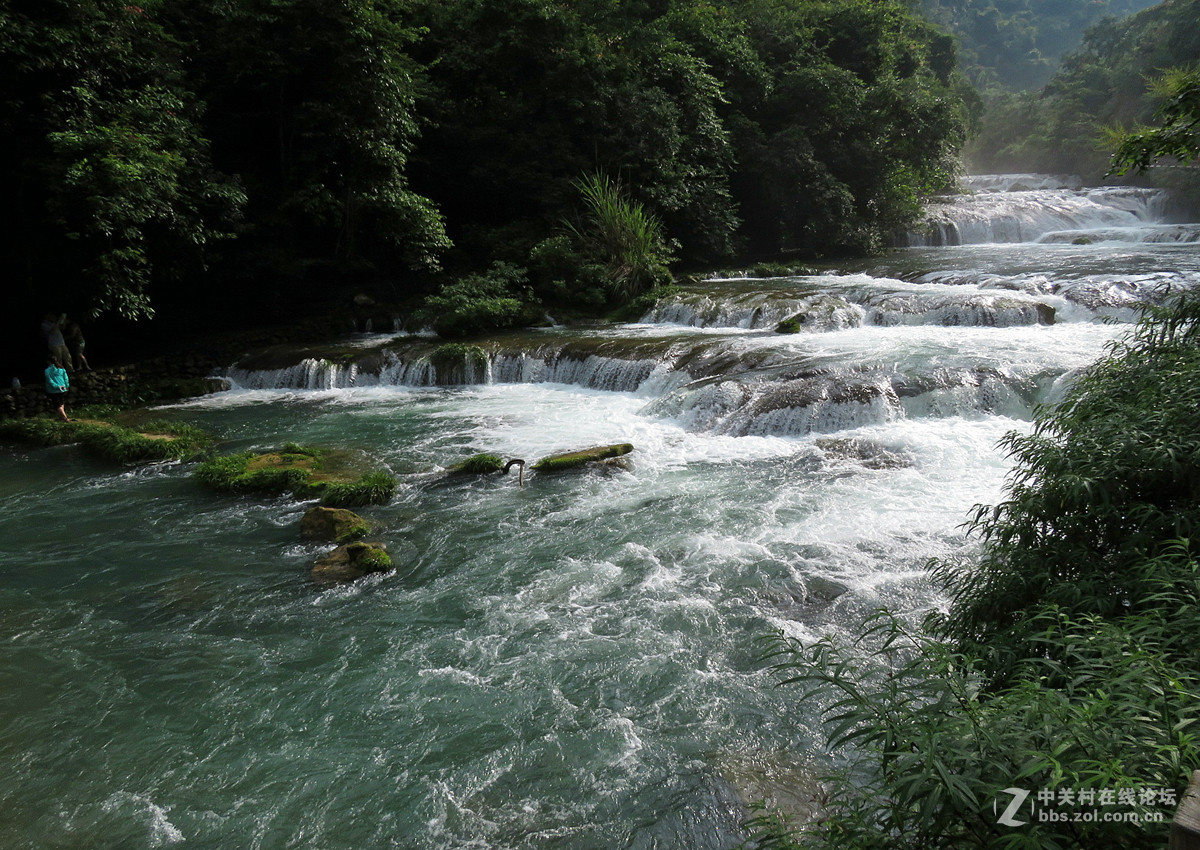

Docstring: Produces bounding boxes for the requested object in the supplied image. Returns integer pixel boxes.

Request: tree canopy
[0,0,969,366]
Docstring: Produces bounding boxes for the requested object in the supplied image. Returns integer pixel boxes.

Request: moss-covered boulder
[311,541,393,583]
[300,507,370,544]
[532,443,633,472]
[194,444,397,505]
[0,416,212,463]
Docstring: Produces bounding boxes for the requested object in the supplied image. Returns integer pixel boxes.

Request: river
[2,175,1198,849]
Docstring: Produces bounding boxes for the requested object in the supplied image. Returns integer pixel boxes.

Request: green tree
[0,0,243,320]
[169,0,448,280]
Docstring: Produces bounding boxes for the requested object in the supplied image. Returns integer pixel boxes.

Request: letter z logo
[995,787,1031,827]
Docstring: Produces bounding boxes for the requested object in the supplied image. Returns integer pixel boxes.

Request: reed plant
[565,172,673,302]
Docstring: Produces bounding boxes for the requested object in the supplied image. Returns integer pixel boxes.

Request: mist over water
[3,177,1198,848]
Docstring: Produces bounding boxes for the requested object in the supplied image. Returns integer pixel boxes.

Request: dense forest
[965,0,1200,179]
[0,0,969,374]
[919,0,1159,92]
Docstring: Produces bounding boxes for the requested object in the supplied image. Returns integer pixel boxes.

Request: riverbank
[1,310,394,420]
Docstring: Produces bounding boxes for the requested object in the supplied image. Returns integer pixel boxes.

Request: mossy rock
[447,453,505,475]
[0,416,212,463]
[532,443,633,472]
[300,506,370,544]
[311,541,393,583]
[195,444,396,505]
[776,317,803,334]
[429,343,488,383]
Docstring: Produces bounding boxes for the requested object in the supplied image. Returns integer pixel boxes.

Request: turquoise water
[0,385,1015,849]
[3,179,1199,848]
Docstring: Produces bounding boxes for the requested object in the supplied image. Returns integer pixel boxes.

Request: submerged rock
[814,436,913,470]
[532,443,634,472]
[311,541,392,582]
[300,506,370,544]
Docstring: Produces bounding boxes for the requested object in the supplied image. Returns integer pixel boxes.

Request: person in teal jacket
[44,357,70,421]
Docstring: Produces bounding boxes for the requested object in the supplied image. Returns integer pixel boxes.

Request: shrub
[930,293,1200,676]
[425,261,532,338]
[754,600,1196,849]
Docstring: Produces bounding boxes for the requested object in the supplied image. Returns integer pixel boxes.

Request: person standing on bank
[41,313,71,370]
[44,357,70,421]
[64,318,91,371]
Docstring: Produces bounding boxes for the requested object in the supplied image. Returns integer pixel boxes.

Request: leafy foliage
[932,293,1200,672]
[1109,65,1200,175]
[424,264,531,338]
[1,0,244,321]
[755,601,1196,849]
[1,0,969,370]
[920,0,1160,93]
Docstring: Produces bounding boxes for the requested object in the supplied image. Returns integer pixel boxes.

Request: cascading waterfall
[3,176,1199,850]
[903,176,1176,246]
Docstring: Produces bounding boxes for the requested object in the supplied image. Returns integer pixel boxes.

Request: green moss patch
[0,416,212,463]
[195,444,396,505]
[447,453,505,475]
[532,443,633,472]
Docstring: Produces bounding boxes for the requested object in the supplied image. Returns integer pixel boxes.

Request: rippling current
[2,175,1198,848]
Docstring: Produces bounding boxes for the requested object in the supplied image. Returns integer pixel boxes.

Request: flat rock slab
[532,443,633,472]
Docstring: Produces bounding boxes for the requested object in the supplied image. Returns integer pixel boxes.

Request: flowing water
[3,175,1199,849]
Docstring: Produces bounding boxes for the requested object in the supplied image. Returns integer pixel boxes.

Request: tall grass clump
[748,294,1200,849]
[0,416,211,462]
[565,172,673,302]
[318,471,397,507]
